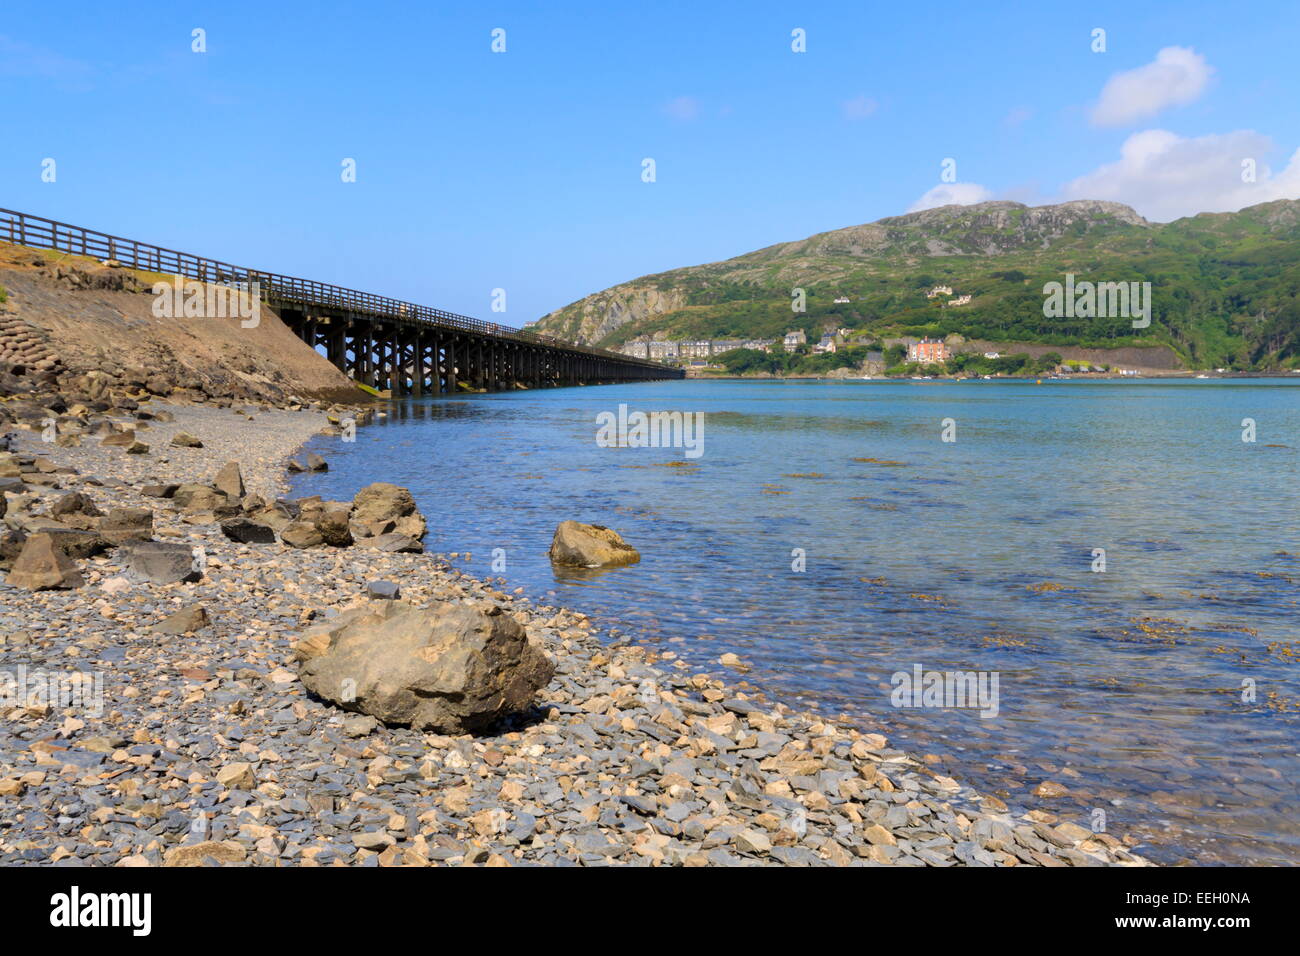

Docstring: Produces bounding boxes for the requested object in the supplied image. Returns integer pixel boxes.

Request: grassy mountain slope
[528,199,1300,369]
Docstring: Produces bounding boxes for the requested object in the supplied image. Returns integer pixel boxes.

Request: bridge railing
[0,207,667,369]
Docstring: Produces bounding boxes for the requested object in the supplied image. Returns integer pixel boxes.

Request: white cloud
[1061,129,1300,221]
[842,95,878,121]
[1090,46,1212,127]
[907,182,995,212]
[661,96,700,121]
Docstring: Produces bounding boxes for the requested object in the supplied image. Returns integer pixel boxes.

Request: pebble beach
[0,400,1151,867]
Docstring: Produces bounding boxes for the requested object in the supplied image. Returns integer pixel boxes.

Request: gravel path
[0,402,1149,866]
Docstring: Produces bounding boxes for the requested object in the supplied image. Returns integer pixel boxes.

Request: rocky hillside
[529,199,1300,370]
[0,241,361,407]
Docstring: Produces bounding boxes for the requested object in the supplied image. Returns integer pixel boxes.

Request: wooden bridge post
[383,329,397,394]
[411,330,424,397]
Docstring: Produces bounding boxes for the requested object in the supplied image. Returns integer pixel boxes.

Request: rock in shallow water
[548,520,640,568]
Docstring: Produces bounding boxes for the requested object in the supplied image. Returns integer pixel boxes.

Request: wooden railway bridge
[0,208,682,395]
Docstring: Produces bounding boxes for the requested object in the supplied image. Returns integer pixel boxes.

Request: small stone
[353,831,394,851]
[280,521,324,549]
[220,517,277,544]
[734,829,772,854]
[864,824,897,846]
[366,580,401,600]
[170,432,204,448]
[100,430,136,447]
[150,603,210,635]
[163,841,247,867]
[216,762,255,789]
[213,461,245,499]
[342,714,380,738]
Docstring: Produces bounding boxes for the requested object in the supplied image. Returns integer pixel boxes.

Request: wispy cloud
[1002,106,1033,128]
[842,95,878,121]
[0,34,94,89]
[661,95,701,122]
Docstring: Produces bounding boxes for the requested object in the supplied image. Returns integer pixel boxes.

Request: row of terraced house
[617,338,777,362]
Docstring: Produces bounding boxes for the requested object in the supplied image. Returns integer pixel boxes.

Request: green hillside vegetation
[713,345,880,376]
[530,199,1300,370]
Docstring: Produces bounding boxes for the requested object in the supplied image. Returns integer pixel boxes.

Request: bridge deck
[0,208,673,383]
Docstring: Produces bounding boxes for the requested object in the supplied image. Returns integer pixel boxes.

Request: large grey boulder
[125,540,201,584]
[349,483,426,541]
[294,601,554,734]
[548,520,640,568]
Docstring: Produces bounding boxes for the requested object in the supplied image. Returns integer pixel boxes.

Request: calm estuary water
[292,379,1300,865]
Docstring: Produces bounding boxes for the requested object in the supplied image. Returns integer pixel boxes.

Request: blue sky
[2,0,1297,324]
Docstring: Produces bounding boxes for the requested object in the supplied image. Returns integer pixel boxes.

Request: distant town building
[947,294,972,306]
[926,285,953,299]
[908,338,950,364]
[814,333,838,354]
[783,330,807,352]
[983,351,1001,359]
[621,336,777,363]
[833,296,851,304]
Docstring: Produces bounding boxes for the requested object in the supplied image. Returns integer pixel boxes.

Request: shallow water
[292,378,1300,865]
